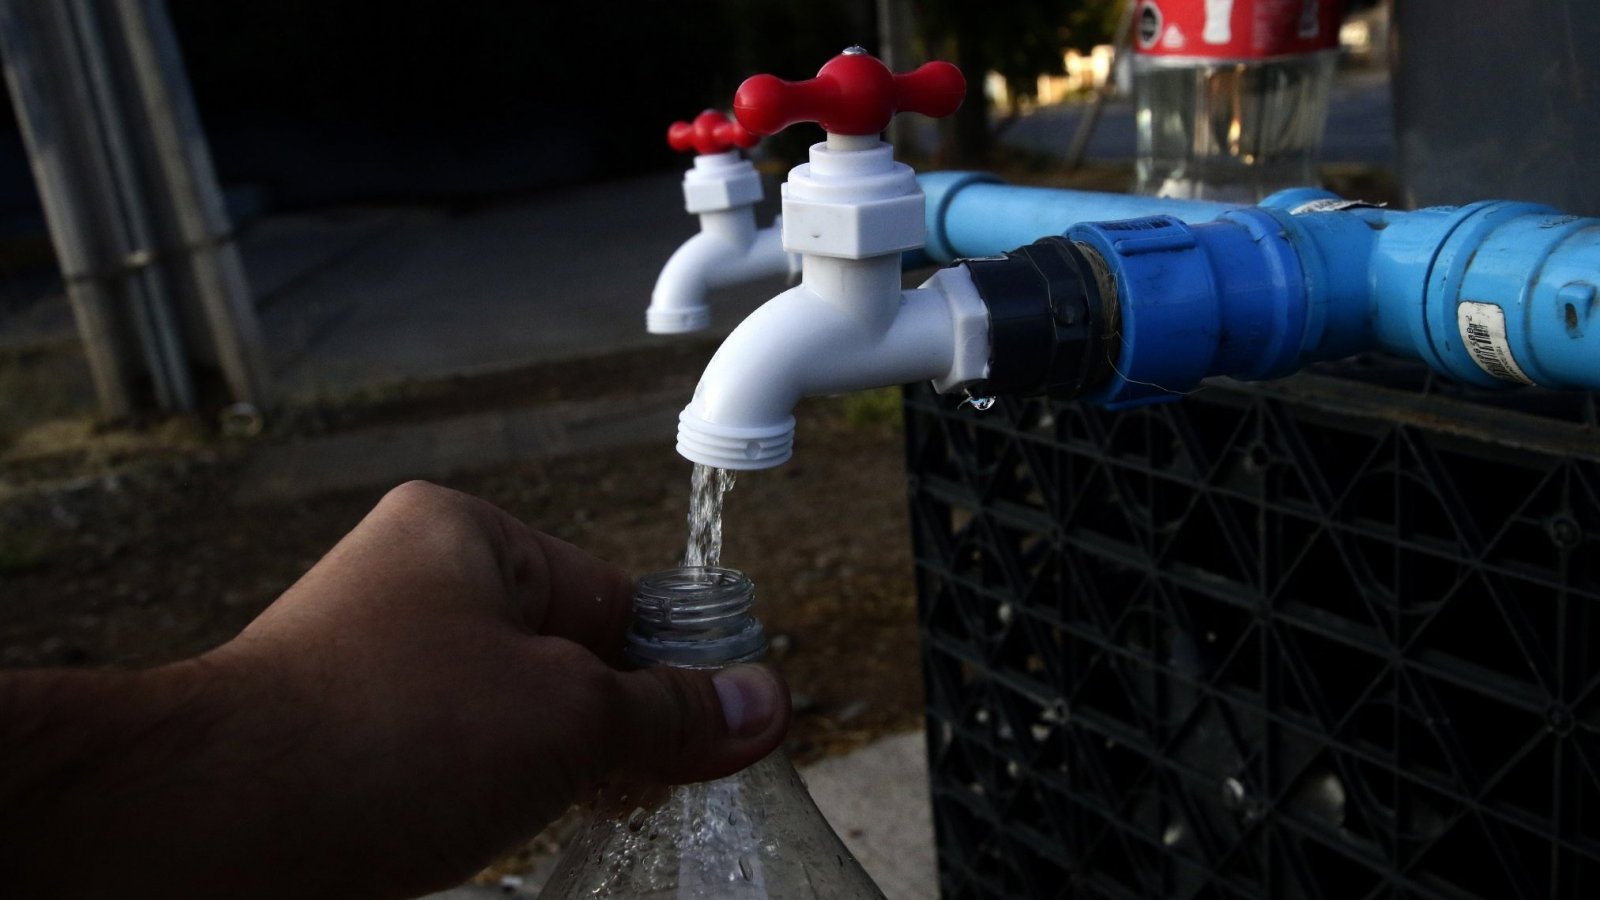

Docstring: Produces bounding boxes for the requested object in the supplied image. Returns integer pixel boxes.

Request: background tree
[920,0,1120,164]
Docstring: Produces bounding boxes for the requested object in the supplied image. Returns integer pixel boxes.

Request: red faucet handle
[733,48,965,137]
[667,110,760,155]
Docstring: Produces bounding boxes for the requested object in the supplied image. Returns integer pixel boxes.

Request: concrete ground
[245,172,789,405]
[799,731,937,898]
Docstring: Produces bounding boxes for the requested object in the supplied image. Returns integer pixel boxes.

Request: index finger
[484,507,637,665]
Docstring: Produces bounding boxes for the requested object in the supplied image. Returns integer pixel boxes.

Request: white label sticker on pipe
[1457,301,1534,385]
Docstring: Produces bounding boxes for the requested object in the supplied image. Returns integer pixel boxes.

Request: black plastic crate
[905,358,1600,899]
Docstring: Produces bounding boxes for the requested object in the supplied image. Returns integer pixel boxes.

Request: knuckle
[373,482,486,558]
[376,481,464,537]
[380,479,454,512]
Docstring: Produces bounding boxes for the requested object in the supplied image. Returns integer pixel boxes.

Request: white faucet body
[676,138,989,469]
[647,151,796,334]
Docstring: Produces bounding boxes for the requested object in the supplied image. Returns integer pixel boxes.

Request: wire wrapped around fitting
[961,236,1118,399]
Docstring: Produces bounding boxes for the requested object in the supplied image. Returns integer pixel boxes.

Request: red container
[1132,0,1342,201]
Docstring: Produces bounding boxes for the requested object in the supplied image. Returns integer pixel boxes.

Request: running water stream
[683,463,736,567]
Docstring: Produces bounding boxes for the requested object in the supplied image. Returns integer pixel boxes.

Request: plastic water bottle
[538,567,886,899]
[1132,0,1341,202]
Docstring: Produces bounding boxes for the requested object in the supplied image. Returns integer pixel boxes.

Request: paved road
[253,174,788,403]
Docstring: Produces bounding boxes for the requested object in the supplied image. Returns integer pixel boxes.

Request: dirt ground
[0,342,926,884]
[0,340,925,760]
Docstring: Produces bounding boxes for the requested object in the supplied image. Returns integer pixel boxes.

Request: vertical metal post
[114,0,269,409]
[1065,0,1137,172]
[0,0,268,420]
[68,0,194,411]
[0,0,144,417]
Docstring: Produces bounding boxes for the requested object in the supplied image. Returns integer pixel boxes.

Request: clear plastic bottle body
[540,752,882,899]
[1134,50,1336,202]
[538,567,885,899]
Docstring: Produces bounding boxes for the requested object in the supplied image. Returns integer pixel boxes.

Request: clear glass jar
[539,567,885,899]
[1134,50,1337,202]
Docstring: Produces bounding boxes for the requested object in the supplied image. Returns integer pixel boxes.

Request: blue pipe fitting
[924,177,1600,405]
[1071,201,1600,405]
[1345,199,1600,392]
[1067,210,1310,408]
[1411,201,1579,388]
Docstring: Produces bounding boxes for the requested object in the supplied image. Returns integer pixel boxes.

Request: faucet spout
[646,148,791,334]
[677,51,974,468]
[647,208,790,334]
[676,264,988,469]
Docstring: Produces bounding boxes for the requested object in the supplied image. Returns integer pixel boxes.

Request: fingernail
[712,664,781,738]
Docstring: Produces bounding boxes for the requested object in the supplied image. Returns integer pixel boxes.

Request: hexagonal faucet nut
[779,190,925,259]
[681,152,763,214]
[779,139,923,259]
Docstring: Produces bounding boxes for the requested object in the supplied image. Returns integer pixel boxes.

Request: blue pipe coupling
[970,199,1600,408]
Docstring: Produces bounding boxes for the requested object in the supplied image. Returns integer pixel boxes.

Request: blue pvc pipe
[916,171,1238,263]
[916,173,1600,405]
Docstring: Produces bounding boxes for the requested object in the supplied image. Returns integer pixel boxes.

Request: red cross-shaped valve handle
[733,48,965,138]
[667,110,760,155]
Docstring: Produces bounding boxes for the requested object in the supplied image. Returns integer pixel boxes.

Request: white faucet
[676,50,979,470]
[647,111,796,334]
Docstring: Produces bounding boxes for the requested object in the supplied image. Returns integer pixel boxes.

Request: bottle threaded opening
[627,566,767,669]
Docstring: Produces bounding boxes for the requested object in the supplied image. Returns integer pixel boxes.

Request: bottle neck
[626,567,767,670]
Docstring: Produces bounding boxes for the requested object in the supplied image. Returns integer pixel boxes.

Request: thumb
[597,663,792,786]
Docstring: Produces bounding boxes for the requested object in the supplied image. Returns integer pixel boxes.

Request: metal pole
[1065,0,1137,172]
[0,0,150,417]
[68,0,195,410]
[113,0,270,410]
[0,0,270,420]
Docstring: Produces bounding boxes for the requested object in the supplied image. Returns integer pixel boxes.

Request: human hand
[3,481,790,899]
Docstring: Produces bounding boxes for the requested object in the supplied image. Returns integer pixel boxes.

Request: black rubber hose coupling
[960,236,1118,399]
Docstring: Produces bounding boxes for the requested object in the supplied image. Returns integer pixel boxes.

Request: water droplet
[627,808,648,832]
[739,855,755,881]
[963,394,997,411]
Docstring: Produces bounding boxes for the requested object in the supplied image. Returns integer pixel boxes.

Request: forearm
[0,656,319,897]
[0,482,787,899]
